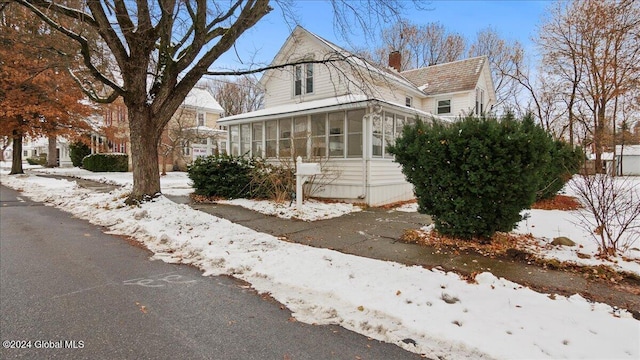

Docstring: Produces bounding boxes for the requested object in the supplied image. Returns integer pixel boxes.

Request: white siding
[366,159,414,206]
[422,92,474,119]
[263,39,354,108]
[309,159,366,200]
[308,158,415,206]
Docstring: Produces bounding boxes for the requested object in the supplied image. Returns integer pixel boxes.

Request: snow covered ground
[1,164,639,359]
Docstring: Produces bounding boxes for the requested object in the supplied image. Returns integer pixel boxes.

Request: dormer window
[294,63,313,96]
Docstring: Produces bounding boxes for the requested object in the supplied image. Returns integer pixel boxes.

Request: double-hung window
[197,112,205,127]
[294,63,314,96]
[437,99,451,114]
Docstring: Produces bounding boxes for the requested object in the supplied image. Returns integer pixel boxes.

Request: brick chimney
[388,51,401,72]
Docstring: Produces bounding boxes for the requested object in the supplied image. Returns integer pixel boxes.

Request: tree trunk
[127,105,162,203]
[594,105,606,174]
[0,137,9,162]
[9,132,23,175]
[47,134,58,167]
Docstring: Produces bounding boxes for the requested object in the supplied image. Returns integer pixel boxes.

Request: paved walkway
[38,174,640,317]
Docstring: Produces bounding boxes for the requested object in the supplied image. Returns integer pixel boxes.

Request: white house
[218,26,496,206]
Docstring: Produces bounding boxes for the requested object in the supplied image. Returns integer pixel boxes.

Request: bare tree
[537,0,586,146]
[13,0,417,203]
[210,75,263,117]
[371,20,465,70]
[539,0,640,173]
[416,22,465,67]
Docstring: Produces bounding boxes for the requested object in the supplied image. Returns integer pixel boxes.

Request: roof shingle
[400,56,487,95]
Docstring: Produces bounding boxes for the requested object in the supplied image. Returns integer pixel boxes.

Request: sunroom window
[347,109,364,157]
[310,114,327,157]
[328,112,344,157]
[265,120,277,157]
[252,122,263,157]
[279,118,292,158]
[229,125,239,156]
[293,116,308,158]
[372,115,383,157]
[240,124,250,155]
[384,113,395,157]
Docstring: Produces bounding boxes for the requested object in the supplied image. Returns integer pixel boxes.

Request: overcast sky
[212,0,549,71]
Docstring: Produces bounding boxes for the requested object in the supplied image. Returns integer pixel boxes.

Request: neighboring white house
[218,26,496,206]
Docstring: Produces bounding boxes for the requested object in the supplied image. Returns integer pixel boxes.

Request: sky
[213,0,549,72]
[2,165,639,359]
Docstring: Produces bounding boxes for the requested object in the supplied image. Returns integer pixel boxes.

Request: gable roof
[182,87,224,114]
[401,56,488,95]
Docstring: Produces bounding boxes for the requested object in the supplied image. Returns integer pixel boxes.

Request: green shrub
[389,113,554,240]
[536,141,584,200]
[26,154,47,166]
[69,141,91,167]
[82,153,128,172]
[188,154,295,200]
[188,154,254,198]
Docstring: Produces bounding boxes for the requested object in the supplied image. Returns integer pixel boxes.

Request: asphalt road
[0,185,421,360]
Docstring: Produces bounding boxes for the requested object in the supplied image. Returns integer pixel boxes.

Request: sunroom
[218,95,439,206]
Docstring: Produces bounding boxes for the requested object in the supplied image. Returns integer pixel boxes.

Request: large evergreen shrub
[69,141,91,167]
[389,114,554,240]
[82,153,128,172]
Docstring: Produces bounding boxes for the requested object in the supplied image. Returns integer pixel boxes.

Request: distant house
[615,145,640,176]
[160,86,226,171]
[20,137,73,167]
[218,26,496,206]
[94,86,226,171]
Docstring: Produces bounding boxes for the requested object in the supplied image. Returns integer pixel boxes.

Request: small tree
[389,114,554,240]
[570,174,640,256]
